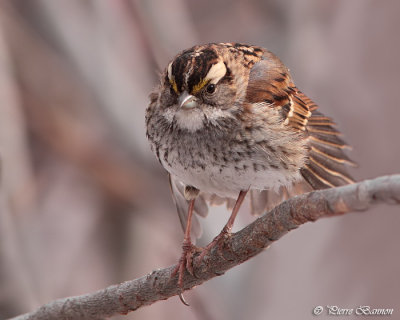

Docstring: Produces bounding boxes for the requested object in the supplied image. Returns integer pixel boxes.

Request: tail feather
[249,181,313,216]
[301,109,355,189]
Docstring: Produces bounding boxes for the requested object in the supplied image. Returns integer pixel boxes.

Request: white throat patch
[163,107,235,132]
[174,109,205,132]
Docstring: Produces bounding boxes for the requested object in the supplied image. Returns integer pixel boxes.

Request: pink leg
[171,199,196,289]
[222,190,248,233]
[198,190,248,261]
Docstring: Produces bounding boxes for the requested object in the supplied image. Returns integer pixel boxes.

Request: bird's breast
[158,133,304,197]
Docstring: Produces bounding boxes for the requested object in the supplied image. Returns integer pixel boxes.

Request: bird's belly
[163,157,301,198]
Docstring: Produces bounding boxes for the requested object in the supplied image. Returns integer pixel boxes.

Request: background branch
[11,174,400,320]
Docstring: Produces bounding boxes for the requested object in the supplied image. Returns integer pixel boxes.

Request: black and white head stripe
[168,47,227,94]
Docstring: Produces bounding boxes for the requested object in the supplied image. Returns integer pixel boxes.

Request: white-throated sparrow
[146,43,355,291]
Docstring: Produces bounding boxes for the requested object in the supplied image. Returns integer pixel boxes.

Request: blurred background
[0,0,399,319]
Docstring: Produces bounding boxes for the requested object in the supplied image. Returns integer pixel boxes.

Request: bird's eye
[206,83,216,94]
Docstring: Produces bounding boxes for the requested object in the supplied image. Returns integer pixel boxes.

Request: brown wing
[246,51,356,214]
[295,92,357,189]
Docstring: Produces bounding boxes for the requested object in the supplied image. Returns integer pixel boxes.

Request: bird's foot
[196,226,231,263]
[171,240,201,290]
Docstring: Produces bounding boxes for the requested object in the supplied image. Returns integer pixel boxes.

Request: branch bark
[10,175,400,320]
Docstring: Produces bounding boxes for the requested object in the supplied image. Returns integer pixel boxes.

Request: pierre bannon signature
[326,305,394,316]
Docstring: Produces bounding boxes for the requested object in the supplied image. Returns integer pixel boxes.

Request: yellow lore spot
[192,78,210,95]
[170,79,178,93]
[191,60,227,95]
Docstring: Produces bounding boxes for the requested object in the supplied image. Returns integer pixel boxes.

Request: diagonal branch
[10,175,400,320]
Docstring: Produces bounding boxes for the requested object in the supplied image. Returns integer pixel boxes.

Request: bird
[145,42,355,292]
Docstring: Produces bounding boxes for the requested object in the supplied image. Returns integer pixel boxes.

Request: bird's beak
[179,91,198,110]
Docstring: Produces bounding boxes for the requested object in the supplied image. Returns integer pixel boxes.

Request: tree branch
[11,175,400,320]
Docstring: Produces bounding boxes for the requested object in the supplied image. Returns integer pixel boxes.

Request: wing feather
[244,51,356,213]
[294,93,356,188]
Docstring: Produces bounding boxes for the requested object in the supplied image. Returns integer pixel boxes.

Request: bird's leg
[197,189,248,262]
[171,199,197,290]
[222,189,248,233]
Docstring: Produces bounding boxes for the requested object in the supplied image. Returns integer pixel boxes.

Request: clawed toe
[197,229,230,263]
[171,243,200,289]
